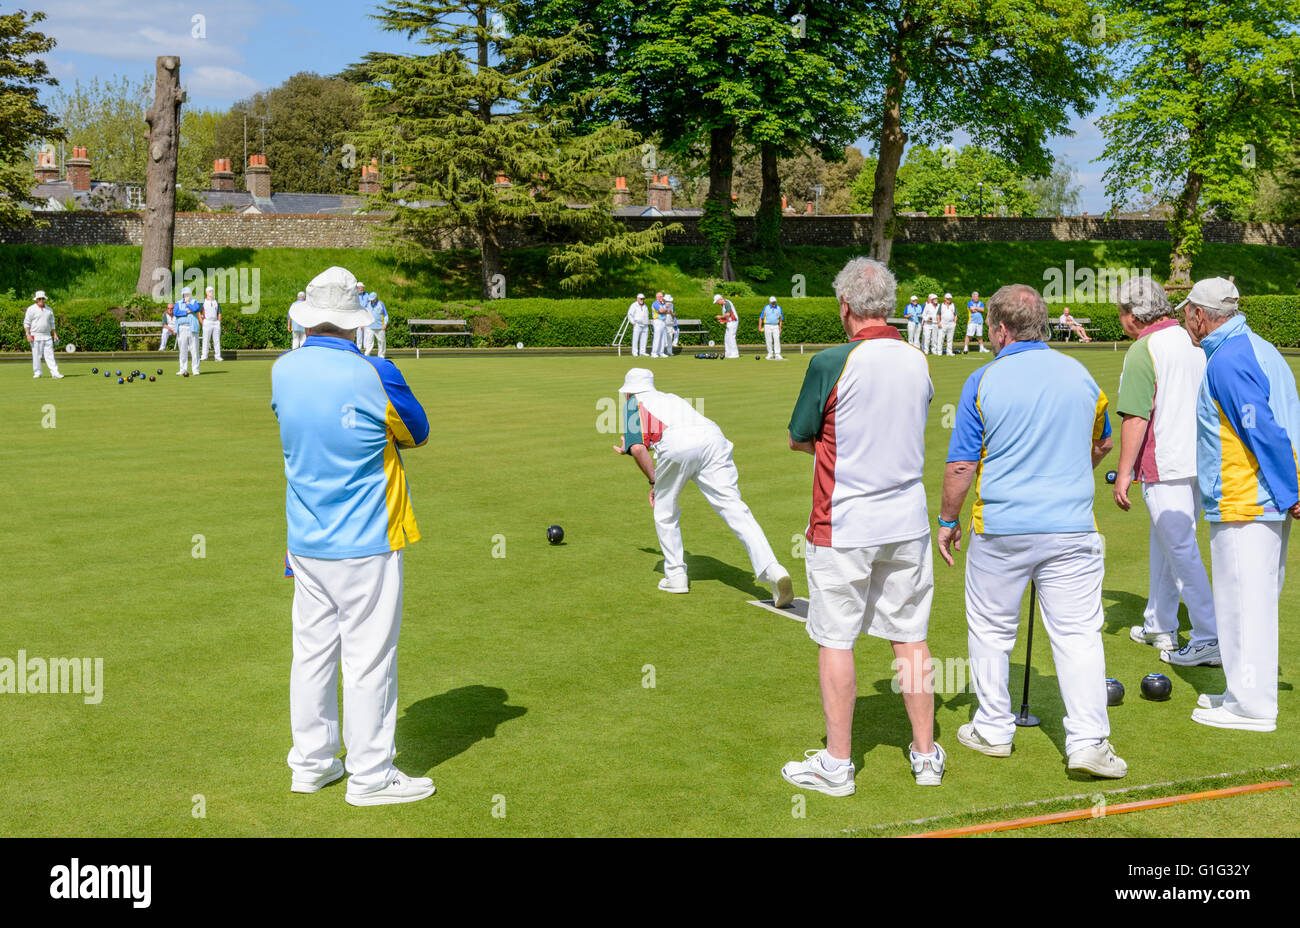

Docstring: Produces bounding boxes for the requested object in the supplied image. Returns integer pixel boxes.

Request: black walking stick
[1014,581,1041,727]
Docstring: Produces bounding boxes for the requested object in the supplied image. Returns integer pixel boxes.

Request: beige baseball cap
[1176,277,1240,314]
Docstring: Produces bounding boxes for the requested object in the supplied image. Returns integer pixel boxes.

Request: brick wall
[1,210,1296,249]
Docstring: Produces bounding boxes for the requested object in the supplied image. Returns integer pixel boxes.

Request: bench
[673,318,708,346]
[409,318,472,348]
[1049,316,1094,341]
[120,320,166,350]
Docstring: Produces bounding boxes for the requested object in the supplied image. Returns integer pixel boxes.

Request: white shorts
[966,324,983,337]
[805,536,934,649]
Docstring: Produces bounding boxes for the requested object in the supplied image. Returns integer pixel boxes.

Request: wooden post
[136,57,185,295]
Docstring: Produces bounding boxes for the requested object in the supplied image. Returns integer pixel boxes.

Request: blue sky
[33,0,1112,212]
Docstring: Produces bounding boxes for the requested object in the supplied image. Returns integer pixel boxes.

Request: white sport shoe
[32,372,40,378]
[979,347,990,353]
[345,771,436,806]
[1191,705,1275,732]
[291,758,345,794]
[1129,626,1177,652]
[658,576,689,594]
[765,565,794,608]
[1067,739,1128,778]
[957,723,1012,757]
[52,373,65,379]
[1196,692,1226,710]
[1161,641,1221,666]
[781,749,855,797]
[909,742,946,786]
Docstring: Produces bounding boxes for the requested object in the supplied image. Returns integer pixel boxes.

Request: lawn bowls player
[23,290,63,379]
[713,294,739,358]
[760,296,785,360]
[613,367,793,604]
[780,257,943,795]
[289,291,307,349]
[627,293,650,357]
[1183,276,1300,732]
[200,285,223,362]
[962,291,988,354]
[174,287,201,376]
[271,265,435,806]
[938,293,958,356]
[650,291,669,358]
[160,301,176,351]
[905,295,921,348]
[354,281,368,348]
[362,291,388,358]
[938,283,1127,779]
[921,294,939,355]
[1112,277,1218,666]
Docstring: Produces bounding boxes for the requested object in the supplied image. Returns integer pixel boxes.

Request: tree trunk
[868,42,909,267]
[754,141,782,254]
[136,57,184,295]
[705,123,737,280]
[1169,170,1203,287]
[481,227,504,299]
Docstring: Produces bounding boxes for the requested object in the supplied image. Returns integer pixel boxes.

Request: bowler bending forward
[271,265,435,807]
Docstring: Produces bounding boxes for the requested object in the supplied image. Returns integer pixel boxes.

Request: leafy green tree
[0,8,61,224]
[1097,0,1300,283]
[349,0,672,297]
[52,74,151,185]
[857,0,1103,264]
[850,145,1042,217]
[178,107,222,193]
[213,73,364,194]
[1024,159,1083,218]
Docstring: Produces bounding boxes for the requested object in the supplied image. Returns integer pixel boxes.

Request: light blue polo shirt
[761,303,784,325]
[367,295,388,331]
[290,300,306,333]
[948,341,1111,534]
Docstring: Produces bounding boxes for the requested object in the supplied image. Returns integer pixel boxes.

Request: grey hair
[833,257,896,320]
[1192,297,1241,322]
[1116,276,1171,324]
[987,284,1049,342]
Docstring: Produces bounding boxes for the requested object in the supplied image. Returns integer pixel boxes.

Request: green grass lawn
[1,348,1296,837]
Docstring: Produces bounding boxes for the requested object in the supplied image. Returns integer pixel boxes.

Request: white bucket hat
[290,266,373,329]
[769,296,777,303]
[619,367,655,395]
[34,290,46,300]
[712,294,724,303]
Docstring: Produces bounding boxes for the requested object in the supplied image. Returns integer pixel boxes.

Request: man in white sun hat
[271,265,435,806]
[626,292,650,357]
[173,286,201,375]
[938,293,958,356]
[612,367,793,604]
[1183,276,1300,732]
[654,294,677,358]
[713,293,739,358]
[921,293,940,355]
[760,296,785,360]
[23,290,63,379]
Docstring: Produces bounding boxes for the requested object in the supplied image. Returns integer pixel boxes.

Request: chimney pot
[647,173,672,213]
[66,146,92,192]
[246,154,271,198]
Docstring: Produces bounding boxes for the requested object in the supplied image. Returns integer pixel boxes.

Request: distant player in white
[962,291,988,354]
[362,291,388,357]
[354,281,368,348]
[920,294,939,355]
[938,293,958,356]
[200,285,223,361]
[614,367,793,604]
[160,302,176,351]
[653,295,677,358]
[289,292,307,349]
[23,290,63,379]
[714,294,739,358]
[760,297,785,360]
[173,287,202,376]
[627,293,650,356]
[905,295,921,347]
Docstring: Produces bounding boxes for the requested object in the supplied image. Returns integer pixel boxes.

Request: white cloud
[38,0,264,66]
[184,65,262,100]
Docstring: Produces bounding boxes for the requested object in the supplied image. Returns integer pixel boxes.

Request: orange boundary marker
[905,780,1292,838]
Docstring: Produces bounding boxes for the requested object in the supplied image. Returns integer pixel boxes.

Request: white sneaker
[52,373,65,379]
[909,742,946,786]
[1161,641,1221,666]
[345,771,436,806]
[1067,739,1128,778]
[1129,626,1177,652]
[1196,692,1226,710]
[781,749,855,797]
[775,356,786,360]
[765,355,774,360]
[1191,705,1275,732]
[176,370,185,376]
[32,372,40,378]
[980,347,990,353]
[765,565,794,608]
[658,576,689,594]
[957,722,1012,757]
[291,758,345,794]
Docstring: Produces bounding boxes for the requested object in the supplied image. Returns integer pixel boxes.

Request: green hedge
[4,294,1299,351]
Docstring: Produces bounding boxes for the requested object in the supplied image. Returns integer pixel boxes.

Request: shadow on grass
[639,546,766,598]
[394,685,527,775]
[1102,587,1147,636]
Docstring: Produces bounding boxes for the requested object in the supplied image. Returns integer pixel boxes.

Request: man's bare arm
[789,432,814,455]
[940,461,978,523]
[1092,436,1114,470]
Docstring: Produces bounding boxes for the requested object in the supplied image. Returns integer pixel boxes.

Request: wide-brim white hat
[619,368,655,395]
[291,266,374,329]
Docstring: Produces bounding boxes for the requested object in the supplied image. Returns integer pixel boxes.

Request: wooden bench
[409,318,472,348]
[120,320,166,350]
[673,318,708,345]
[1049,316,1094,341]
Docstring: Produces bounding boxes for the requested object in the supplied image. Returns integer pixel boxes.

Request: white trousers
[31,337,60,376]
[921,323,937,354]
[940,322,956,354]
[1210,520,1288,721]
[764,324,782,358]
[906,320,919,347]
[159,326,173,351]
[651,319,671,357]
[653,427,778,583]
[177,327,199,374]
[200,319,222,360]
[1140,478,1217,646]
[356,328,365,349]
[292,330,306,350]
[362,328,386,357]
[631,323,649,356]
[965,532,1109,755]
[287,549,405,793]
[724,320,739,358]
